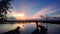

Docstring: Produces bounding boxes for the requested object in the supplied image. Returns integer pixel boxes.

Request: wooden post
[46,14,48,28]
[36,22,38,30]
[35,22,39,34]
[46,14,48,34]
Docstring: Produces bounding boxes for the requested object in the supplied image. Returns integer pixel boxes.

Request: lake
[0,22,60,34]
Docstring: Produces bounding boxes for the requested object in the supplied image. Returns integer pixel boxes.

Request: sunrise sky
[7,0,60,20]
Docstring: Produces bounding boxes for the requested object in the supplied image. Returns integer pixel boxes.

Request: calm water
[0,22,60,34]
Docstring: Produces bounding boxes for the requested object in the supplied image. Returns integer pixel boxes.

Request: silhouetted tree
[0,0,13,23]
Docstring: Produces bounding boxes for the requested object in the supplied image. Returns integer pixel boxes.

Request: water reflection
[2,26,20,34]
[0,22,60,34]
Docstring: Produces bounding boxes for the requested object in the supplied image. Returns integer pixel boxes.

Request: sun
[14,13,25,17]
[12,12,26,20]
[19,13,25,17]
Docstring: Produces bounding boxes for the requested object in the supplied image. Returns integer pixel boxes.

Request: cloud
[52,14,60,17]
[32,4,59,18]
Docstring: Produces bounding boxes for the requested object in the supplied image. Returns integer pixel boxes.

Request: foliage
[0,0,13,22]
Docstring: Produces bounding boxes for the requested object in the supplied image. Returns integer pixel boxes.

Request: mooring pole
[36,22,38,30]
[35,22,39,34]
[46,14,48,28]
[46,14,48,34]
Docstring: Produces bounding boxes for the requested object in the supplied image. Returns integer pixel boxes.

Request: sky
[7,0,60,20]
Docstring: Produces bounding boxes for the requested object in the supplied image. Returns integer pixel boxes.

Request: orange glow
[12,12,26,20]
[14,13,25,17]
